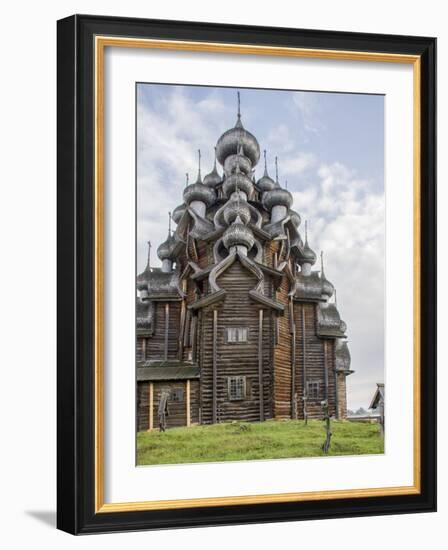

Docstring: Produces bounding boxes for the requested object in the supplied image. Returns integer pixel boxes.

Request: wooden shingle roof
[137,361,200,382]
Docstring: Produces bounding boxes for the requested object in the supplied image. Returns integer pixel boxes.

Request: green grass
[137,419,384,466]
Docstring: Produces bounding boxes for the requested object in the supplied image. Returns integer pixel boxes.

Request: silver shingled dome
[224,150,252,176]
[223,196,251,226]
[257,150,277,193]
[262,187,293,211]
[300,241,317,265]
[257,173,276,193]
[321,274,334,298]
[157,234,176,261]
[203,149,222,188]
[222,216,255,251]
[222,171,254,199]
[183,181,216,207]
[203,169,222,189]
[216,115,260,167]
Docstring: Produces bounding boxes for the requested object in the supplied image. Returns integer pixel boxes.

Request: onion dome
[320,251,334,297]
[316,303,345,337]
[262,187,293,211]
[321,277,334,298]
[157,232,176,261]
[223,195,251,226]
[183,150,216,207]
[257,150,276,193]
[183,181,216,207]
[222,215,255,251]
[321,276,334,298]
[289,210,301,228]
[215,92,260,166]
[137,241,152,291]
[298,221,317,266]
[224,144,252,176]
[222,170,254,199]
[172,203,186,224]
[203,148,222,188]
[301,240,317,265]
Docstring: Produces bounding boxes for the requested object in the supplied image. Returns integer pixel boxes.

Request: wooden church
[136,94,353,431]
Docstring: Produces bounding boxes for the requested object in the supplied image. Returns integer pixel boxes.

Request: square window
[170,389,184,402]
[226,327,248,343]
[307,381,320,400]
[228,376,246,400]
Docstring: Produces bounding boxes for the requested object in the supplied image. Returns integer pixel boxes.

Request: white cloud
[290,92,324,134]
[265,123,295,154]
[291,161,384,410]
[281,152,316,178]
[137,87,233,267]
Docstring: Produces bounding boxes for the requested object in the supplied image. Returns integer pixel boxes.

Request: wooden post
[184,310,191,348]
[164,303,170,361]
[273,288,279,346]
[301,306,307,422]
[178,280,187,360]
[258,309,264,421]
[334,370,340,419]
[148,382,153,431]
[291,325,296,419]
[271,311,277,347]
[178,300,186,360]
[212,309,218,424]
[142,337,146,361]
[290,298,296,419]
[333,339,339,419]
[186,379,191,427]
[323,340,329,401]
[191,313,198,362]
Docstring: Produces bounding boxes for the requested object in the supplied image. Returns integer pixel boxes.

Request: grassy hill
[137,419,383,466]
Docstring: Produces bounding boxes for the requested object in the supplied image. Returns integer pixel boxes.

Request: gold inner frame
[94,36,421,514]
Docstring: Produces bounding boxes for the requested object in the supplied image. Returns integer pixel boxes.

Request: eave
[188,289,227,310]
[248,290,285,312]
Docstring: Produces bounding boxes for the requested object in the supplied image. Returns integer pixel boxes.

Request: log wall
[136,380,200,431]
[273,274,293,419]
[199,260,273,424]
[293,302,338,419]
[142,301,181,361]
[136,243,348,426]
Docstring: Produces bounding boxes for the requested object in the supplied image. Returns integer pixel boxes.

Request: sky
[136,83,385,411]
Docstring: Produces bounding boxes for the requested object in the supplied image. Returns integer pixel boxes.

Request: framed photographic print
[57,14,436,534]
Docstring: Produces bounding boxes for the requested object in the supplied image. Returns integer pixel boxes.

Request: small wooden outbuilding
[369,383,385,435]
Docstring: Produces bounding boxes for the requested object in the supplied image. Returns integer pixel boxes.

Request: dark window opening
[170,389,184,402]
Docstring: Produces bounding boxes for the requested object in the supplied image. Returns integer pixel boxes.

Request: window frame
[169,388,184,403]
[307,380,321,401]
[227,376,247,401]
[225,327,249,344]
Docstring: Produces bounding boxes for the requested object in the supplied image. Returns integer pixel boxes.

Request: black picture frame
[57,14,436,534]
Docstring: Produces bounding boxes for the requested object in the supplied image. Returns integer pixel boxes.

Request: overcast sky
[136,83,385,411]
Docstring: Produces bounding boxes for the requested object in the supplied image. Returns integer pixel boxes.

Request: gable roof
[369,383,385,409]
